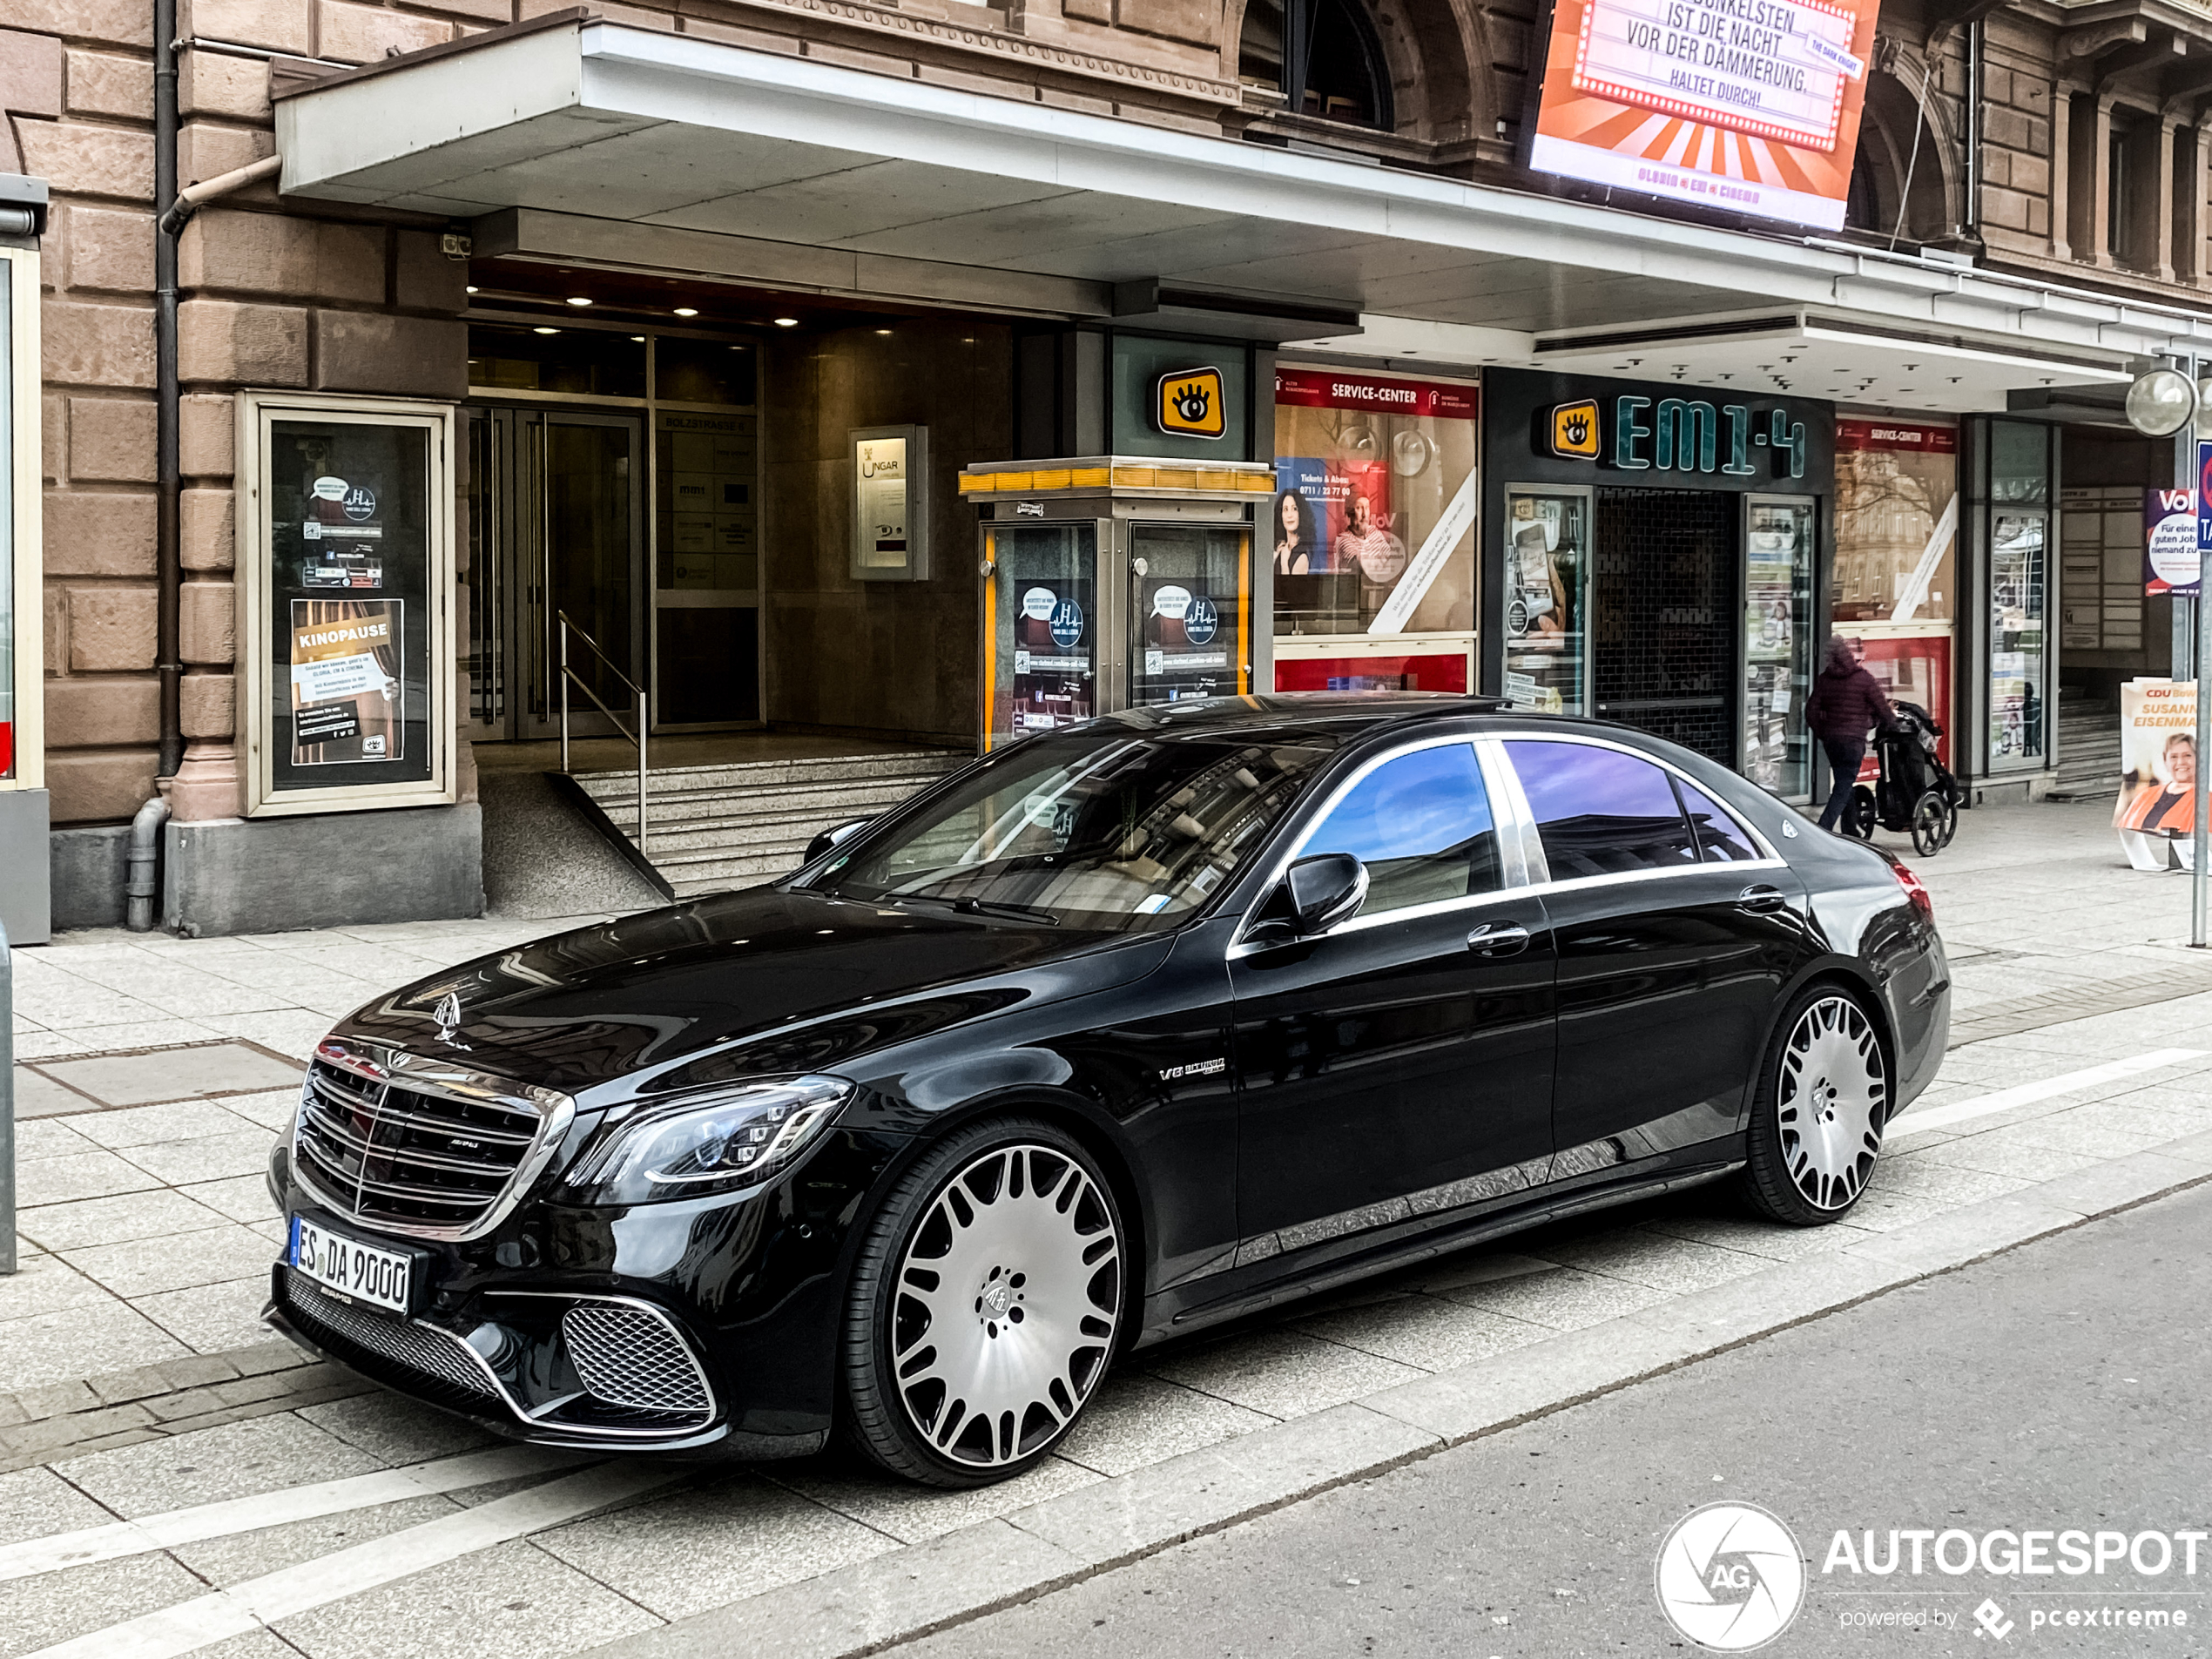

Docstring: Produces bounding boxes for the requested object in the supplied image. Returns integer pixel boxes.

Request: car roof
[1096,692,1505,737]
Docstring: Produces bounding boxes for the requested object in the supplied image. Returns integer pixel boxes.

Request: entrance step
[2047,699,2121,802]
[568,749,968,900]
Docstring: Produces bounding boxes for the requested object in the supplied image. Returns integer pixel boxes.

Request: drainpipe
[154,0,180,783]
[126,796,172,933]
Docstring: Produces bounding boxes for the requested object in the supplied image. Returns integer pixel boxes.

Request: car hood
[327,887,1171,1097]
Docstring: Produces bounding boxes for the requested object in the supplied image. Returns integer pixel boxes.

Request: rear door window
[1503,740,1699,877]
[1301,742,1502,915]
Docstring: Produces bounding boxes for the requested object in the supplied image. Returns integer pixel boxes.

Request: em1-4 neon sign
[1548,396,1808,478]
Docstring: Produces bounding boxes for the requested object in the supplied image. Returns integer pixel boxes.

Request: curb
[586,1130,2212,1659]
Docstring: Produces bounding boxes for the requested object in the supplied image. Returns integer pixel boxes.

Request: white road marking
[22,1461,682,1659]
[1899,1049,2206,1134]
[0,1444,585,1584]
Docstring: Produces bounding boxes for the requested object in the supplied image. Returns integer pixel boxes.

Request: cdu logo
[1155,367,1227,439]
[1549,399,1601,460]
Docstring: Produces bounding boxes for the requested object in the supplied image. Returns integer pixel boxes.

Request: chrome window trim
[290,1039,577,1244]
[1226,727,1786,959]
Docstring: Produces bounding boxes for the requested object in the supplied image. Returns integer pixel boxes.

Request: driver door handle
[1467,921,1531,956]
[1737,884,1789,914]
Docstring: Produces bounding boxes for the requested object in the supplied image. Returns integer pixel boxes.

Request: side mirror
[804,816,873,865]
[1283,853,1367,935]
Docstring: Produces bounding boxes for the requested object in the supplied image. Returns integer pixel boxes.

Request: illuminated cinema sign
[1529,0,1881,230]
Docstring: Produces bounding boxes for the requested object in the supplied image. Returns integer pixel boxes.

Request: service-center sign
[1530,0,1880,230]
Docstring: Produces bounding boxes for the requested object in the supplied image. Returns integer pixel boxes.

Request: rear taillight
[1892,860,1933,922]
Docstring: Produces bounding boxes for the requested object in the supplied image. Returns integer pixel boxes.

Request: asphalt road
[894,1182,2212,1658]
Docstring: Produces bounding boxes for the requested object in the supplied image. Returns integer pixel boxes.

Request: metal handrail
[557,612,649,853]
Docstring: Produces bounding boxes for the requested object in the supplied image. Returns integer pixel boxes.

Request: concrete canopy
[276,15,2212,390]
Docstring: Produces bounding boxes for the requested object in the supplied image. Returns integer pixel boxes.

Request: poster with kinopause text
[1529,0,1882,231]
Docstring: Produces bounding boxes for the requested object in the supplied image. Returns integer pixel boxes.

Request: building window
[2107,115,2133,260]
[1239,0,1393,130]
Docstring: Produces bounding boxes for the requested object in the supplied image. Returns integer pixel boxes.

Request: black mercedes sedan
[264,695,1948,1487]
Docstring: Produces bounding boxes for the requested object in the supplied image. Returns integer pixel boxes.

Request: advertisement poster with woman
[1271,368,1478,640]
[2114,678,2198,870]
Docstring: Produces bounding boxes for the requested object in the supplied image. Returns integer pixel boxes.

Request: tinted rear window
[1504,740,1699,876]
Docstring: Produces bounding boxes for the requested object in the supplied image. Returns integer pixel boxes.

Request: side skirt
[1134,1157,1745,1347]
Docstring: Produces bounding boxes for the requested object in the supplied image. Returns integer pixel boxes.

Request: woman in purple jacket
[1807,635,1897,834]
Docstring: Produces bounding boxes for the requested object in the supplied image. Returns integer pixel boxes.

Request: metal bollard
[1,923,14,1275]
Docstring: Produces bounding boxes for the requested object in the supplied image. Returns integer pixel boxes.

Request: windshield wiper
[897,893,1061,927]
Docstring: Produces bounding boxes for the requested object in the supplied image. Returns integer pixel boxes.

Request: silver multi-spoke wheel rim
[1777,995,1888,1211]
[892,1143,1120,1468]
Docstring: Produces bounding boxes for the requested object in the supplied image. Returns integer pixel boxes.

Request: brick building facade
[3,0,2211,936]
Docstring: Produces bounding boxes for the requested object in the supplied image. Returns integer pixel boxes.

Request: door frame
[465,401,644,743]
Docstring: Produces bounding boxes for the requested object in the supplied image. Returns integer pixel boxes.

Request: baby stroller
[1849,700,1961,856]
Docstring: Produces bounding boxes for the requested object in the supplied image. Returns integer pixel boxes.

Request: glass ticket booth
[961,459,1271,750]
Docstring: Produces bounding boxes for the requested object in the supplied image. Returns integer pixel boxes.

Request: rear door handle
[1467,921,1531,956]
[1737,884,1789,914]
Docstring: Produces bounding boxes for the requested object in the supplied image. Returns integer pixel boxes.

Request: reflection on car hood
[328,887,1170,1096]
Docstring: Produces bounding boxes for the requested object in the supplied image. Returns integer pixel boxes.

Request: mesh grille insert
[561,1305,711,1415]
[280,1269,496,1400]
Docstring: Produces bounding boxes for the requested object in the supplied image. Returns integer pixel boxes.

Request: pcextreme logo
[1656,1502,1807,1651]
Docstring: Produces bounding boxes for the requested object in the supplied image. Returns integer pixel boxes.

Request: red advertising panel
[1271,369,1479,421]
[1529,0,1884,230]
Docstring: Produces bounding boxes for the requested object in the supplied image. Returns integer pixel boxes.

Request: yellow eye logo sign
[1155,368,1227,439]
[1550,399,1600,460]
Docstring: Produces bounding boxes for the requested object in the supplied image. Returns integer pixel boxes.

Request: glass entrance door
[465,406,644,741]
[1743,495,1814,799]
[1128,523,1251,708]
[985,522,1098,750]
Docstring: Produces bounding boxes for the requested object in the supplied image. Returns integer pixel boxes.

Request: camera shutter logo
[1654,1502,1805,1651]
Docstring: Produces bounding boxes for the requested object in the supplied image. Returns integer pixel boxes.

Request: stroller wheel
[1848,785,1878,840]
[1937,796,1959,849]
[1911,794,1949,857]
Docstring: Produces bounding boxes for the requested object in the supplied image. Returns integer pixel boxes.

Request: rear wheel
[843,1117,1123,1487]
[1741,988,1890,1225]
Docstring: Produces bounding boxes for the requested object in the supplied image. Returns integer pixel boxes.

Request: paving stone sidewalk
[3,799,2212,1659]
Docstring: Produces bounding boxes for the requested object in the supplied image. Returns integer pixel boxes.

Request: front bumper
[261,1123,908,1459]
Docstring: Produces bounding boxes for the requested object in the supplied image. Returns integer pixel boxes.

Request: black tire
[1740,985,1891,1226]
[1847,786,1878,840]
[842,1115,1125,1487]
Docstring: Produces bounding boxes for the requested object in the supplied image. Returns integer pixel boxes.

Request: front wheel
[1741,988,1890,1225]
[842,1117,1124,1487]
[1846,786,1878,840]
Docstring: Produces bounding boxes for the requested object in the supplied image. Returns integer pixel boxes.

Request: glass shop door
[1127,523,1252,708]
[1743,495,1815,799]
[985,521,1100,751]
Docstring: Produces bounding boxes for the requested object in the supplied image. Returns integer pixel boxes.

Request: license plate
[289,1216,414,1313]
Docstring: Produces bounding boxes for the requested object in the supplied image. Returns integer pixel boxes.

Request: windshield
[802,722,1343,931]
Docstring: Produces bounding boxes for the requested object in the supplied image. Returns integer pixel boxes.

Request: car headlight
[567,1076,853,1205]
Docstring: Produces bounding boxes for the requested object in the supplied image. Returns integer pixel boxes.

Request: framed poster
[239,393,455,816]
[850,425,930,582]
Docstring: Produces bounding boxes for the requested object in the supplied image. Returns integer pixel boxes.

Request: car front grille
[293,1046,569,1240]
[561,1304,712,1415]
[277,1267,497,1401]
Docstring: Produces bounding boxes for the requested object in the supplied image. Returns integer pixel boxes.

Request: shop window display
[1271,369,1479,637]
[1501,489,1588,715]
[1833,418,1956,768]
[1986,421,2053,771]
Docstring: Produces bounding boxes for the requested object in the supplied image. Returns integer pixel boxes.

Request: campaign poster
[2114,678,2199,869]
[291,599,402,765]
[2147,488,2201,597]
[1528,0,1883,230]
